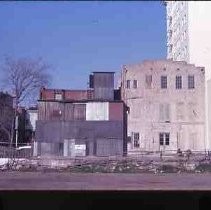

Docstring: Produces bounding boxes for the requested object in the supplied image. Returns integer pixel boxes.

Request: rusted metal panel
[109,102,124,121]
[38,101,87,121]
[64,103,74,120]
[40,89,55,100]
[45,101,62,121]
[64,90,88,101]
[40,88,94,101]
[86,102,109,121]
[73,104,86,120]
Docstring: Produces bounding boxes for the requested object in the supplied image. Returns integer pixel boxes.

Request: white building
[165,1,211,150]
[121,60,205,154]
[26,107,38,141]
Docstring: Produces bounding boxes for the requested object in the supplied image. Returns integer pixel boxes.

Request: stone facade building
[120,59,205,154]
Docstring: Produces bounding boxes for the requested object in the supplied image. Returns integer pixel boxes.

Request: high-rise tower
[165,1,211,150]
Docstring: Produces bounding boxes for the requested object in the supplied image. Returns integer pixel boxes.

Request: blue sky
[0,1,166,89]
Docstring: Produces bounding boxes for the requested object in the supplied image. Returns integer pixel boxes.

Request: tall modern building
[165,1,211,150]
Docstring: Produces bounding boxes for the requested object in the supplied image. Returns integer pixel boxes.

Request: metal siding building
[35,72,127,157]
[35,102,125,157]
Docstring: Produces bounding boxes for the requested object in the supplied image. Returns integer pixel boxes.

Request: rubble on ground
[1,154,211,173]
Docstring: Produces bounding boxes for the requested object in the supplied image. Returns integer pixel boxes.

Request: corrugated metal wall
[36,99,126,157]
[39,142,63,156]
[36,121,123,143]
[93,73,114,100]
[38,101,125,122]
[38,101,46,120]
[96,139,122,156]
[64,103,74,121]
[38,101,86,121]
[73,104,86,120]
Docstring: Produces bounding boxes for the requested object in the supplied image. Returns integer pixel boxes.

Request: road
[0,172,211,190]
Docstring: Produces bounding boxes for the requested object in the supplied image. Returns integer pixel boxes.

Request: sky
[0,1,167,90]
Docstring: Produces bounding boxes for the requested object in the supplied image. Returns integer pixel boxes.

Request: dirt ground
[1,172,211,190]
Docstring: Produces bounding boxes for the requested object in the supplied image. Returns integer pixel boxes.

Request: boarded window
[145,75,152,89]
[161,76,167,89]
[190,132,197,150]
[188,75,195,89]
[176,102,184,120]
[55,93,62,100]
[126,80,130,89]
[176,76,182,89]
[159,133,170,146]
[133,80,138,88]
[131,103,140,118]
[159,103,170,122]
[86,102,109,121]
[188,102,198,120]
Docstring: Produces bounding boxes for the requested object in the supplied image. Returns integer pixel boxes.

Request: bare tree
[1,56,52,106]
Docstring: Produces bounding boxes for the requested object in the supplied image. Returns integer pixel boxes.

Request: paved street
[1,172,211,190]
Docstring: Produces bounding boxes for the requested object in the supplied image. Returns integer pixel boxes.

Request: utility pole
[15,115,18,148]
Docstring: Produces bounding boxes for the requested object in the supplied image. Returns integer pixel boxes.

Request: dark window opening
[161,76,167,89]
[176,75,182,89]
[133,132,140,148]
[133,80,138,88]
[126,80,130,89]
[188,75,195,89]
[159,132,170,146]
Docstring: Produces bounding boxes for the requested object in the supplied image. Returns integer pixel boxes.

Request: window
[126,80,130,89]
[159,103,170,122]
[133,132,140,148]
[133,80,138,88]
[176,76,182,89]
[145,75,152,89]
[161,76,167,89]
[169,16,172,25]
[169,30,172,38]
[188,75,195,89]
[159,133,170,146]
[55,93,62,100]
[169,44,173,53]
[159,133,164,145]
